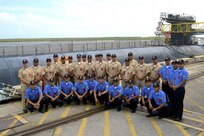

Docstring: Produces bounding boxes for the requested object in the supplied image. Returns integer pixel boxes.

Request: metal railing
[0,40,164,57]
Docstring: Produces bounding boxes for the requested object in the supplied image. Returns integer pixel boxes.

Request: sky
[0,0,203,38]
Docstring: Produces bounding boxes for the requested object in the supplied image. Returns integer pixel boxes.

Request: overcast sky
[0,0,203,38]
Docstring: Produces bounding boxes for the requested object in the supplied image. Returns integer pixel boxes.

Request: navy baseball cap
[152,56,157,60]
[77,54,81,58]
[145,78,151,82]
[177,59,184,64]
[98,75,104,79]
[153,82,160,88]
[49,78,54,82]
[68,56,73,59]
[111,54,117,58]
[113,78,119,82]
[78,76,83,80]
[128,52,133,56]
[30,80,35,85]
[164,57,170,61]
[82,54,86,58]
[88,55,92,59]
[139,56,144,60]
[22,59,28,64]
[125,58,130,62]
[53,54,58,58]
[61,55,66,59]
[64,74,69,78]
[46,58,51,62]
[33,58,39,63]
[87,74,93,78]
[128,80,133,84]
[106,53,111,57]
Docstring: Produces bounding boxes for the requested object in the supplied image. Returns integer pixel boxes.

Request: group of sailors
[18,52,188,121]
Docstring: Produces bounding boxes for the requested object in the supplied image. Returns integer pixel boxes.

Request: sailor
[85,74,98,105]
[149,56,161,83]
[57,55,69,83]
[159,57,173,102]
[67,56,75,84]
[172,59,188,121]
[94,54,107,80]
[73,76,89,105]
[135,56,150,91]
[25,81,47,113]
[73,54,87,81]
[30,58,43,89]
[59,74,74,105]
[42,58,55,86]
[106,54,121,85]
[85,55,95,79]
[128,52,138,68]
[106,53,112,63]
[94,76,109,105]
[146,82,169,118]
[123,80,140,113]
[141,78,154,113]
[44,78,63,111]
[107,78,123,111]
[82,54,87,63]
[121,58,135,88]
[52,54,60,85]
[18,59,34,112]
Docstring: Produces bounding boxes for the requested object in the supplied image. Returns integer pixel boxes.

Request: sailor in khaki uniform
[106,54,121,85]
[18,59,34,110]
[94,54,99,62]
[121,58,135,88]
[106,53,112,63]
[149,56,161,83]
[73,54,87,80]
[30,58,43,88]
[43,58,55,86]
[85,55,95,79]
[57,55,69,83]
[94,54,107,80]
[135,56,150,90]
[68,56,75,83]
[52,54,60,85]
[82,54,87,63]
[128,52,138,68]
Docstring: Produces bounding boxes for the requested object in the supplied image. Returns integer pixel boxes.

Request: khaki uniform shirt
[68,62,75,77]
[57,63,69,77]
[42,65,55,81]
[94,61,107,77]
[18,67,34,86]
[30,66,43,82]
[74,62,87,77]
[149,63,162,81]
[106,61,121,77]
[86,62,95,75]
[135,63,150,80]
[121,66,135,81]
[130,59,138,68]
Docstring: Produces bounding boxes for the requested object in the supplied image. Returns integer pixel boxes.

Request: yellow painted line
[197,132,204,136]
[186,97,204,112]
[77,105,90,136]
[125,111,137,136]
[104,111,110,136]
[53,127,62,136]
[175,124,190,136]
[184,116,204,123]
[77,118,87,136]
[184,109,204,116]
[13,114,28,124]
[0,120,18,136]
[37,109,52,126]
[149,118,164,136]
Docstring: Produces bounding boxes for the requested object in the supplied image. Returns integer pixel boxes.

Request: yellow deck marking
[0,120,18,136]
[53,106,72,136]
[53,127,62,136]
[149,118,163,136]
[184,109,204,116]
[37,109,52,126]
[77,105,90,136]
[104,111,110,136]
[125,111,137,136]
[13,114,28,124]
[175,124,190,136]
[197,132,204,136]
[186,97,204,111]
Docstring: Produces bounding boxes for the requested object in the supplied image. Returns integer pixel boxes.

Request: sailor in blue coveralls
[25,81,46,113]
[59,74,74,105]
[123,80,140,113]
[44,78,62,111]
[85,74,98,105]
[141,78,154,113]
[173,59,189,121]
[159,57,173,102]
[74,76,89,105]
[108,78,123,111]
[167,60,179,117]
[146,82,169,118]
[94,76,109,105]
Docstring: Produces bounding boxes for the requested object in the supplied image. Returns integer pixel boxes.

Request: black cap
[106,53,111,57]
[22,59,28,64]
[145,78,151,82]
[61,55,66,59]
[125,58,130,62]
[68,56,73,59]
[30,80,35,85]
[88,55,92,59]
[153,82,160,88]
[111,54,116,57]
[95,54,99,57]
[82,54,86,58]
[99,54,103,57]
[78,76,83,80]
[139,56,144,60]
[64,74,69,78]
[46,58,51,62]
[177,59,184,64]
[33,58,39,63]
[87,74,93,78]
[113,78,119,82]
[53,54,58,58]
[128,52,133,56]
[77,54,81,58]
[164,57,170,61]
[128,80,133,84]
[152,56,157,60]
[49,78,54,82]
[98,75,104,79]
[171,60,177,64]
